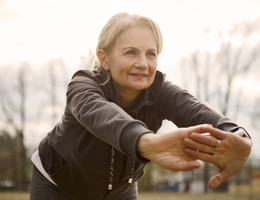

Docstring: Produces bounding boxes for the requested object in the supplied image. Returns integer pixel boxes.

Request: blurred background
[0,0,260,198]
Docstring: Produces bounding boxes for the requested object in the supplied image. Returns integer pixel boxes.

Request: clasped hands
[137,124,252,189]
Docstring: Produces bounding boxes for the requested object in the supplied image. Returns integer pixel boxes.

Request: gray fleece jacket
[38,65,240,200]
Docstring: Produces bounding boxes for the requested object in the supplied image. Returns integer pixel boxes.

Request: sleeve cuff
[120,122,154,164]
[232,127,253,146]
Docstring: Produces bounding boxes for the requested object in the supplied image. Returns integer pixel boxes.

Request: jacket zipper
[104,111,139,199]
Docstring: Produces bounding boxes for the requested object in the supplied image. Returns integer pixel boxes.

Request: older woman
[30,12,251,200]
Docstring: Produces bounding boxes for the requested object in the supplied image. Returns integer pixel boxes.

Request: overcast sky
[1,0,260,68]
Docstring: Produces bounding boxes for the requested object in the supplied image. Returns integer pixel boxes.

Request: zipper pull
[108,147,115,190]
[128,158,135,184]
[108,184,113,190]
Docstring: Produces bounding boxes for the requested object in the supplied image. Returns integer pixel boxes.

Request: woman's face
[104,27,158,96]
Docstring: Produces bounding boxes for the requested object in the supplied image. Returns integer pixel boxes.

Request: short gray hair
[93,12,163,68]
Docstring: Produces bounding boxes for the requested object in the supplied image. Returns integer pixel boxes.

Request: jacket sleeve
[157,81,240,132]
[66,73,151,163]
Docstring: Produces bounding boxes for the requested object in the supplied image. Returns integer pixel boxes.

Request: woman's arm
[66,71,153,161]
[137,124,214,171]
[158,81,239,132]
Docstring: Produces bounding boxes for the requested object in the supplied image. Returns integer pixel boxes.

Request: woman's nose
[135,54,148,68]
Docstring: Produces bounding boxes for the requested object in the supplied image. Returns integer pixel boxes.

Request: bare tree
[78,49,95,70]
[0,130,16,188]
[0,52,96,190]
[252,97,260,128]
[47,58,68,125]
[0,61,31,190]
[178,18,260,192]
[215,20,260,116]
[37,58,69,126]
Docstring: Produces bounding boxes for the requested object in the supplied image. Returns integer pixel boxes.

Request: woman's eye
[125,50,135,55]
[148,52,157,57]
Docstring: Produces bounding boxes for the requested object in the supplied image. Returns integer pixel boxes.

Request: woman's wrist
[234,128,253,146]
[137,132,156,159]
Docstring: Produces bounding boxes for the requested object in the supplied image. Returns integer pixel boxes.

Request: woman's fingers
[183,137,215,154]
[172,160,202,172]
[208,170,229,189]
[182,127,229,156]
[180,160,202,171]
[183,124,213,135]
[183,147,216,163]
[197,126,228,140]
[189,132,222,147]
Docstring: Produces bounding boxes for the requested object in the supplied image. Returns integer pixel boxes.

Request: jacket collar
[100,66,165,112]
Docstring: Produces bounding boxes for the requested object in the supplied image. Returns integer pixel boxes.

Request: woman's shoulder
[70,66,106,84]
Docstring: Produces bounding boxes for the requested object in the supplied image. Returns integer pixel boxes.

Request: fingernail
[203,124,213,128]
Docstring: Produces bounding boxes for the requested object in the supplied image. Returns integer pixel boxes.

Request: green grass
[139,192,260,200]
[1,192,260,200]
[0,192,29,200]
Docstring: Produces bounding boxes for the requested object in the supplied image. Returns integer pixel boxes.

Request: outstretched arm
[183,126,252,189]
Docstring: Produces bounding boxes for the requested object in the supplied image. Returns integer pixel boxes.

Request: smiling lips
[129,73,148,77]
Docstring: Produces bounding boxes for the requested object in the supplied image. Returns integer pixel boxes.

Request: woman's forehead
[115,27,157,51]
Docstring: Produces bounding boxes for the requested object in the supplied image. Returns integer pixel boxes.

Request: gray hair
[93,12,163,68]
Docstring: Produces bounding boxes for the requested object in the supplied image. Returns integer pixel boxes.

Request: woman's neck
[115,89,141,111]
[112,80,142,110]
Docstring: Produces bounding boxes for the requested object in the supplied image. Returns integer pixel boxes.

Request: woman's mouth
[129,73,147,77]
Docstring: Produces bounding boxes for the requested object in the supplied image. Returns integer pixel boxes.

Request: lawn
[1,192,260,200]
[139,192,260,200]
[0,192,29,200]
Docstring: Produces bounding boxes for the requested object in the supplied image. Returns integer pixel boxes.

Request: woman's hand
[183,127,252,189]
[137,125,213,172]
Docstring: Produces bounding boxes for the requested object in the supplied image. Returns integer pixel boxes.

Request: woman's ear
[97,49,110,71]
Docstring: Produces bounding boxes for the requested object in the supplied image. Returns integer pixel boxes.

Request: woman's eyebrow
[148,48,157,52]
[122,47,157,52]
[122,47,138,51]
